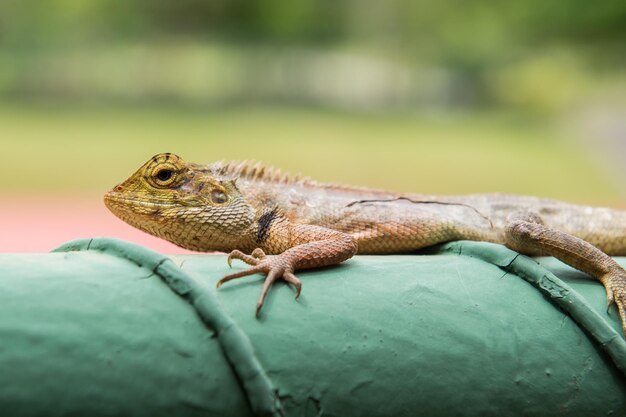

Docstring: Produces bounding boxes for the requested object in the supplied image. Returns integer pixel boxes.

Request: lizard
[104,153,626,335]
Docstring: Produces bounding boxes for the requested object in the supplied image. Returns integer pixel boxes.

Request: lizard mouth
[103,192,180,224]
[104,193,178,208]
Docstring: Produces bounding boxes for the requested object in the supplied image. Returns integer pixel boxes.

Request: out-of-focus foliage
[0,104,620,202]
[0,0,625,202]
[0,0,624,111]
[2,0,625,47]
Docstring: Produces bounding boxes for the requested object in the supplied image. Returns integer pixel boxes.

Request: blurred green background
[1,0,626,251]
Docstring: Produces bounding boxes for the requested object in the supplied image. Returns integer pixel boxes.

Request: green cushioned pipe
[0,238,623,416]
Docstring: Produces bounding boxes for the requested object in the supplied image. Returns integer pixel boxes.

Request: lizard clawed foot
[603,272,626,336]
[217,249,302,317]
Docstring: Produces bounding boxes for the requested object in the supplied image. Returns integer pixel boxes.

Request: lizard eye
[151,165,178,187]
[211,189,228,204]
[157,169,173,181]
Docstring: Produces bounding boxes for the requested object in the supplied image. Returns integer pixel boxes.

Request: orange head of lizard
[104,153,255,251]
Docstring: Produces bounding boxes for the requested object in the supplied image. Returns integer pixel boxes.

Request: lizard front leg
[505,211,626,334]
[217,223,358,316]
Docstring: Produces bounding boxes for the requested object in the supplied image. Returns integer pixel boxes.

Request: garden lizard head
[104,153,256,251]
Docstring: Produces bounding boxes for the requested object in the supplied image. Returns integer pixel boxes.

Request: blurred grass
[0,103,620,203]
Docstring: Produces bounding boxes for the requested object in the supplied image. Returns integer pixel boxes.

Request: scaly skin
[105,153,626,333]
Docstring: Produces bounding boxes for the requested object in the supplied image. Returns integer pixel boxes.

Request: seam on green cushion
[437,241,626,378]
[53,238,284,417]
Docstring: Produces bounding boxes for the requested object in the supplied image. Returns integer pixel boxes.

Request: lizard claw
[614,295,626,337]
[216,264,265,288]
[227,250,244,268]
[227,249,267,268]
[283,272,302,299]
[218,249,301,315]
[606,289,615,312]
[602,272,626,335]
[251,248,267,260]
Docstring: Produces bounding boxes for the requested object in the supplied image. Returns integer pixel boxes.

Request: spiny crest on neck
[209,160,312,185]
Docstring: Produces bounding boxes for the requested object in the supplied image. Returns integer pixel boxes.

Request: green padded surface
[0,250,251,417]
[0,238,624,416]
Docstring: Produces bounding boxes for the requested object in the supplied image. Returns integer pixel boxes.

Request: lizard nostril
[115,185,124,192]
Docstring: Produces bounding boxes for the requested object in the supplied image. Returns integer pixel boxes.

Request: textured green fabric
[54,238,281,417]
[0,238,623,416]
[436,241,626,374]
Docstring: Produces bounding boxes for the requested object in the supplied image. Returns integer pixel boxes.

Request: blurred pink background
[0,195,194,254]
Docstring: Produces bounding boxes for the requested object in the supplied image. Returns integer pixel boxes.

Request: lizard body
[105,153,626,332]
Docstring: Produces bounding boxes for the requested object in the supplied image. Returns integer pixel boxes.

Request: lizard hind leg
[504,211,626,335]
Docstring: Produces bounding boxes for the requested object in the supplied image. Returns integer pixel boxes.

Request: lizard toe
[227,249,262,267]
[603,272,626,335]
[613,290,626,336]
[283,272,302,299]
[256,267,285,317]
[216,264,266,288]
[251,248,267,260]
